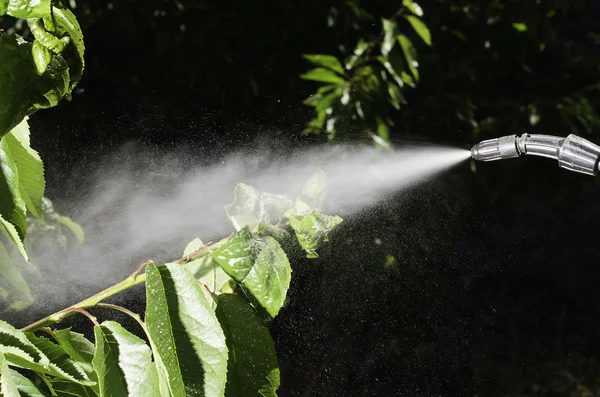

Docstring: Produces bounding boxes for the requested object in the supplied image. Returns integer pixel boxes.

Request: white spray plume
[29,139,470,309]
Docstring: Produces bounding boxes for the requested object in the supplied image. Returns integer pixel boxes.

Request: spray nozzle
[471,133,600,176]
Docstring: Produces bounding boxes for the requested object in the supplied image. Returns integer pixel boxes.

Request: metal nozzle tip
[471,144,482,161]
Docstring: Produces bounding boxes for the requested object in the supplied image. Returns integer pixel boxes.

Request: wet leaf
[145,263,228,397]
[212,227,291,317]
[216,294,280,397]
[289,211,343,258]
[93,321,160,397]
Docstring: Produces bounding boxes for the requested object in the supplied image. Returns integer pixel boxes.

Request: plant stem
[21,238,223,332]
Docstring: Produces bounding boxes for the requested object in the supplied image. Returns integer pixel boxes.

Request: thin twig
[21,234,229,332]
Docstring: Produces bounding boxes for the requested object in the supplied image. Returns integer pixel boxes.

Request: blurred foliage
[300,0,600,146]
[0,196,84,315]
[300,0,431,147]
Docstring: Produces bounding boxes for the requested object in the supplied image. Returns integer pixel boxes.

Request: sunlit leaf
[52,328,97,389]
[300,68,345,84]
[303,54,344,74]
[405,15,431,45]
[57,215,85,244]
[0,320,47,367]
[53,5,85,86]
[93,321,160,397]
[402,0,423,17]
[381,18,397,56]
[4,118,45,220]
[0,137,27,239]
[0,239,32,311]
[346,38,372,70]
[225,183,261,231]
[32,40,52,75]
[9,368,49,396]
[0,353,20,397]
[5,0,51,18]
[145,263,228,397]
[397,34,419,81]
[512,22,527,32]
[212,227,291,317]
[18,334,93,385]
[216,294,280,397]
[289,211,343,258]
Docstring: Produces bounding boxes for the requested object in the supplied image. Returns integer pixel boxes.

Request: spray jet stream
[471,133,600,176]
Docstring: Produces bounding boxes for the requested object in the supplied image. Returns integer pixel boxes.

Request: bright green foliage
[52,328,97,386]
[0,171,343,396]
[225,184,292,231]
[7,368,48,396]
[0,136,28,240]
[300,0,430,146]
[0,239,32,311]
[3,119,45,221]
[0,353,20,397]
[23,334,92,385]
[213,227,292,317]
[216,294,280,397]
[183,239,231,303]
[0,0,85,262]
[145,262,229,397]
[289,211,343,258]
[2,0,51,19]
[93,321,160,397]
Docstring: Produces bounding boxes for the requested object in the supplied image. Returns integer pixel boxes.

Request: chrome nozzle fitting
[471,133,600,176]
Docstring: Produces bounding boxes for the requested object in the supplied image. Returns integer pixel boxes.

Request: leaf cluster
[0,170,343,397]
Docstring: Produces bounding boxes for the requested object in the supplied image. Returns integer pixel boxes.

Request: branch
[21,237,225,332]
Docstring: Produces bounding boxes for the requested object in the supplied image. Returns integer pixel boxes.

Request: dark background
[5,0,600,395]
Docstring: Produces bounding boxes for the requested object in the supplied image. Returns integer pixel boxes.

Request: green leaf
[402,0,423,17]
[255,222,291,246]
[0,34,33,138]
[289,211,343,258]
[212,227,292,317]
[53,5,85,86]
[52,381,97,397]
[56,216,85,244]
[4,119,45,220]
[215,294,280,397]
[9,369,50,397]
[145,263,228,397]
[28,18,67,54]
[0,353,20,397]
[225,183,261,231]
[0,214,28,261]
[32,40,52,75]
[0,320,47,366]
[345,38,372,70]
[300,68,345,84]
[405,15,432,45]
[29,52,71,110]
[0,136,27,239]
[397,35,419,81]
[193,256,231,298]
[52,328,96,386]
[6,0,51,18]
[18,334,93,385]
[0,239,33,311]
[301,169,327,206]
[93,321,160,397]
[512,22,528,32]
[303,54,344,74]
[381,18,397,56]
